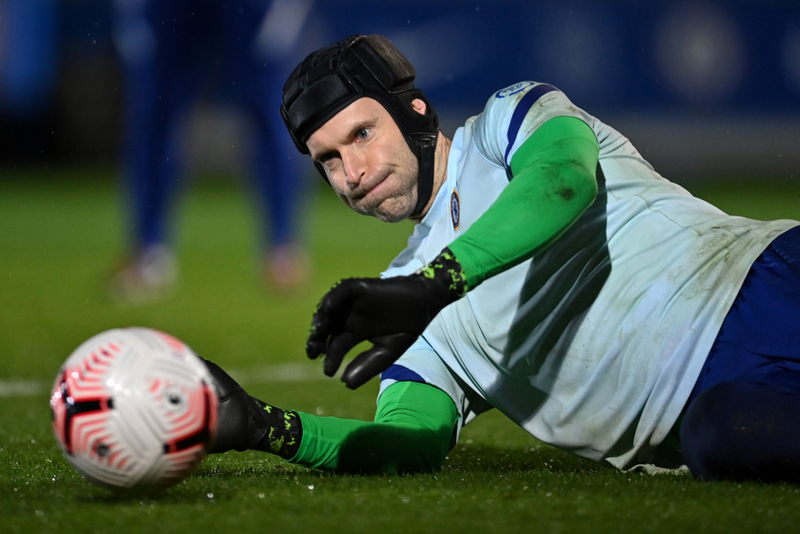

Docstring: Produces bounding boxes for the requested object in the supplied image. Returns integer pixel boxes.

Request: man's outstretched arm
[293,380,458,474]
[207,358,458,474]
[307,116,599,388]
[448,115,599,287]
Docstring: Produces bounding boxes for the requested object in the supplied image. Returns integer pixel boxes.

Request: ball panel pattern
[50,328,219,492]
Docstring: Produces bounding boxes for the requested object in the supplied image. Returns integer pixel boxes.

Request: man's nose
[341,149,366,187]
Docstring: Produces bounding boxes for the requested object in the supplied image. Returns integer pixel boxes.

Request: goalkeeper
[207,34,800,482]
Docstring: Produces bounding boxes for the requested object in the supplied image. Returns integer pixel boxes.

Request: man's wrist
[421,247,468,302]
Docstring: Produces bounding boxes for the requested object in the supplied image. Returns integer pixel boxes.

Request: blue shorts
[686,224,800,405]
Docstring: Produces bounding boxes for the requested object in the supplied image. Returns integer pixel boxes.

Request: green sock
[289,381,459,474]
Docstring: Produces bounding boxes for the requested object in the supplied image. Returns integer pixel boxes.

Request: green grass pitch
[2,170,800,534]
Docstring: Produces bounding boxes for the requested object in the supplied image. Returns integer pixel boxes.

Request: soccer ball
[50,327,218,493]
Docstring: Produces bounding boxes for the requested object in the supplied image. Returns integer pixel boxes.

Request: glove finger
[306,280,347,360]
[341,333,418,389]
[321,278,366,312]
[323,331,364,377]
[306,280,357,358]
[307,301,334,354]
[306,312,329,358]
[306,337,326,360]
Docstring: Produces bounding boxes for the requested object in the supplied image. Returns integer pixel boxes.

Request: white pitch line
[0,379,46,397]
[0,363,329,398]
[231,362,330,386]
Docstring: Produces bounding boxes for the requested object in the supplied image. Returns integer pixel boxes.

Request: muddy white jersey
[380,82,798,469]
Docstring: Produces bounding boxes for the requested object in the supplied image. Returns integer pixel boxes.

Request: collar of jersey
[415,127,464,233]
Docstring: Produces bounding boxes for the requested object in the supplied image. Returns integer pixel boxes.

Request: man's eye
[319,152,338,164]
[356,128,370,140]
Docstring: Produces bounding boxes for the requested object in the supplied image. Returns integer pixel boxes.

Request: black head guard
[280,34,439,218]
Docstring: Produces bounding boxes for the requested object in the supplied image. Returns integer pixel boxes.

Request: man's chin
[363,201,414,223]
[373,212,409,223]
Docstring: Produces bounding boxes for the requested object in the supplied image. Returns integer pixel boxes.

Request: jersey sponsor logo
[496,81,534,98]
[451,190,460,230]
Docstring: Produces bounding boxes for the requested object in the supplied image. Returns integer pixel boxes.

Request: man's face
[306,98,419,222]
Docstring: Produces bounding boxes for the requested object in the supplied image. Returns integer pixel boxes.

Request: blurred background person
[2,0,798,302]
[0,0,60,157]
[110,0,314,303]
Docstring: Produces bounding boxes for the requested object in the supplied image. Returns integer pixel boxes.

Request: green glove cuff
[419,247,468,301]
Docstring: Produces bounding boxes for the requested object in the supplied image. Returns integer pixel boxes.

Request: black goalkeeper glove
[306,248,468,389]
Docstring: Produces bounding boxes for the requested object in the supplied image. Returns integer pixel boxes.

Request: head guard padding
[281,34,439,218]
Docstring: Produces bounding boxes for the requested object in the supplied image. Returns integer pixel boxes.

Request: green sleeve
[290,381,458,474]
[447,115,599,289]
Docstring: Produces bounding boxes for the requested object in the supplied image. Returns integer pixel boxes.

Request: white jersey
[379,81,798,469]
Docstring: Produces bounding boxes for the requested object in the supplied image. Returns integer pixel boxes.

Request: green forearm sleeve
[448,116,599,288]
[290,381,458,474]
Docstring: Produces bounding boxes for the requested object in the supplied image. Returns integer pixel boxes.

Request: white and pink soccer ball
[50,327,218,493]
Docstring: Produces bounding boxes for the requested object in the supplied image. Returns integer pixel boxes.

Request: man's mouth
[352,173,389,203]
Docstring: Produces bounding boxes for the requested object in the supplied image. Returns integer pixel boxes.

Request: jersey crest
[450,190,460,230]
